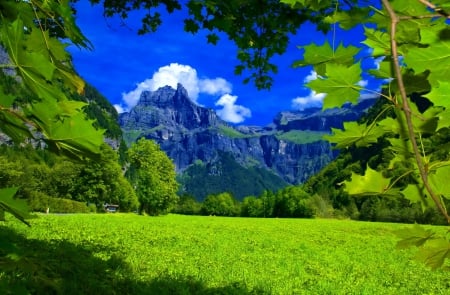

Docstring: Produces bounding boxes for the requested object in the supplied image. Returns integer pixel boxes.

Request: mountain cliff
[119,84,373,200]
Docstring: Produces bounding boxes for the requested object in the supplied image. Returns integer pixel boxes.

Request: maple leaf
[307,63,362,109]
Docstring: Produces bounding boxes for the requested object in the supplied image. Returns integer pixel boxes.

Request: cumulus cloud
[292,92,326,110]
[304,70,320,83]
[118,63,233,112]
[290,71,326,110]
[199,78,232,95]
[215,94,251,124]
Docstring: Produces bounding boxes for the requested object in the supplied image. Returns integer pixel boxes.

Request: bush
[172,195,202,215]
[28,191,91,213]
[306,194,334,218]
[201,192,240,216]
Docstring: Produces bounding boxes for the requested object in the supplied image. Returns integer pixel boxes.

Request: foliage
[241,196,265,217]
[91,0,333,89]
[1,214,449,294]
[28,191,92,213]
[0,0,104,224]
[0,144,138,212]
[172,195,202,215]
[177,151,288,200]
[201,192,240,216]
[127,138,179,215]
[282,0,450,268]
[273,186,314,218]
[72,83,123,140]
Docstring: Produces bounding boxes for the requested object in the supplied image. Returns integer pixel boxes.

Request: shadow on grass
[0,226,268,295]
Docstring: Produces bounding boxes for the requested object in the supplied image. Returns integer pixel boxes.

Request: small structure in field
[103,203,119,213]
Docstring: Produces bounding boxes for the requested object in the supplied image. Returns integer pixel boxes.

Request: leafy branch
[381,0,450,223]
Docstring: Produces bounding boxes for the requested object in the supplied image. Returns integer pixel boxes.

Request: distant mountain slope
[119,84,374,200]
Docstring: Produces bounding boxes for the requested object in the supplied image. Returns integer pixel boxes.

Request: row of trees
[0,137,179,215]
[173,185,446,225]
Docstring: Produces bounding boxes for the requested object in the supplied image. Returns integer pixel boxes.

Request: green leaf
[362,27,391,57]
[368,59,393,80]
[416,238,450,270]
[401,184,431,210]
[429,165,450,199]
[294,42,360,76]
[29,101,104,158]
[436,109,450,131]
[425,81,450,108]
[404,41,450,85]
[324,8,370,30]
[0,187,30,226]
[394,224,435,249]
[206,33,219,45]
[0,109,34,143]
[344,167,393,196]
[0,85,16,108]
[308,62,362,109]
[324,121,385,149]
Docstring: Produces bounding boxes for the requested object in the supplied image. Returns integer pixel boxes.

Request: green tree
[0,0,104,223]
[273,186,313,218]
[201,192,240,217]
[127,138,179,215]
[241,196,264,217]
[72,144,139,211]
[172,194,202,215]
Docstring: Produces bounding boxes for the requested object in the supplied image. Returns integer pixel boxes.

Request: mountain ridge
[119,84,374,200]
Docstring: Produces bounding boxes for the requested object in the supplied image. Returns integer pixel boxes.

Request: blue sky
[68,1,373,126]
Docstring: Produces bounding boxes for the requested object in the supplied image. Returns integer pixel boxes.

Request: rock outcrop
[120,84,373,199]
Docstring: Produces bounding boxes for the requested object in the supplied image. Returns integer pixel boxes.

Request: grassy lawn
[1,214,449,294]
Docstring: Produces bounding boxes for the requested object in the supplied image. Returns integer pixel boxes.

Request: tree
[241,196,264,217]
[69,144,139,211]
[201,192,240,216]
[0,0,104,223]
[127,138,179,215]
[273,186,313,218]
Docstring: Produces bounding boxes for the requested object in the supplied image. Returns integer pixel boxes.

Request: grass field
[1,214,449,294]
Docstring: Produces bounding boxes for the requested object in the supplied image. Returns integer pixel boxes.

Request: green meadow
[1,214,449,294]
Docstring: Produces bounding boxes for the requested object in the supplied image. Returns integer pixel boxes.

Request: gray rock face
[120,84,372,185]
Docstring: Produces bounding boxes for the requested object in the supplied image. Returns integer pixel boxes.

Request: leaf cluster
[287,0,450,268]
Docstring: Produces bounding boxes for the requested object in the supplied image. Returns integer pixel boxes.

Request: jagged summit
[137,83,189,108]
[119,84,221,131]
[119,83,374,200]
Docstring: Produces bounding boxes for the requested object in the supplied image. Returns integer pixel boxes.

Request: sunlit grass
[3,214,449,294]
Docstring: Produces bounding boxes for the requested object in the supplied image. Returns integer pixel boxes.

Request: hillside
[119,84,374,200]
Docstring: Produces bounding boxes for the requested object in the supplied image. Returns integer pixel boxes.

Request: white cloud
[113,104,124,114]
[199,78,232,95]
[292,91,326,110]
[304,70,319,83]
[357,79,368,88]
[290,70,326,110]
[215,94,251,124]
[120,63,233,112]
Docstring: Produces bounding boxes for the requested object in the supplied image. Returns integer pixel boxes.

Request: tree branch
[381,0,450,223]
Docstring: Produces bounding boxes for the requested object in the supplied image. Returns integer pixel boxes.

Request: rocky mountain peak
[138,83,189,108]
[120,84,375,200]
[119,83,222,132]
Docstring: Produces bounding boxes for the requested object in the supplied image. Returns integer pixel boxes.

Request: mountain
[119,84,374,200]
